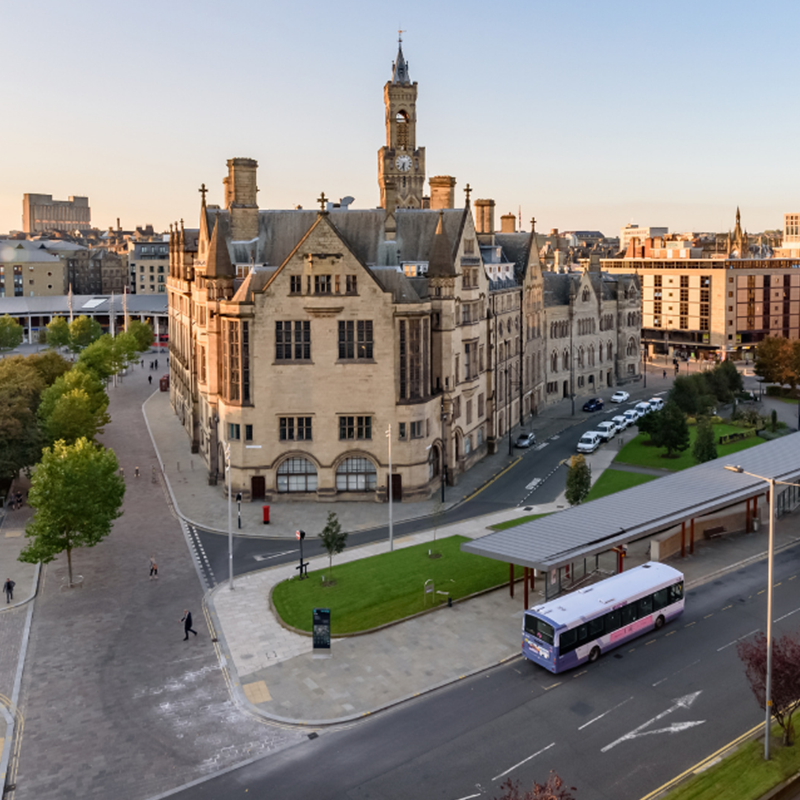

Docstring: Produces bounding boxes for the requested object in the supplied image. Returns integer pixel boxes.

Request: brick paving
[10,363,301,800]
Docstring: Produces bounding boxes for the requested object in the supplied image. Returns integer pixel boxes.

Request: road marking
[453,794,482,800]
[525,478,542,490]
[684,622,695,628]
[666,631,677,637]
[774,582,782,588]
[601,692,705,752]
[645,639,656,646]
[253,550,295,562]
[544,682,561,690]
[533,442,549,451]
[722,605,732,611]
[758,589,766,595]
[550,435,560,440]
[774,606,800,624]
[573,670,587,679]
[652,658,701,687]
[578,696,633,731]
[492,742,555,781]
[703,614,713,619]
[717,629,760,651]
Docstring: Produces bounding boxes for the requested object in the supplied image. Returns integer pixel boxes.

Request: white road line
[253,550,296,562]
[717,629,760,651]
[775,606,800,623]
[578,697,634,731]
[550,434,560,440]
[492,742,555,781]
[525,478,541,490]
[652,659,701,686]
[452,794,482,800]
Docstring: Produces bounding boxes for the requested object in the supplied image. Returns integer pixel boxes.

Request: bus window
[653,588,668,611]
[621,603,639,626]
[604,610,620,633]
[524,615,554,645]
[639,595,653,616]
[669,582,684,603]
[576,624,589,646]
[588,618,604,638]
[559,628,577,653]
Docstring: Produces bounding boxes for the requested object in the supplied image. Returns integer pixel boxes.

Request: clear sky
[3,0,797,238]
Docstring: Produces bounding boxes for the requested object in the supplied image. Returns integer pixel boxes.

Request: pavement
[139,362,800,727]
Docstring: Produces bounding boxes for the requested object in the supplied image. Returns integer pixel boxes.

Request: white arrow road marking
[601,692,704,752]
[253,550,295,562]
[492,742,555,781]
[525,478,542,490]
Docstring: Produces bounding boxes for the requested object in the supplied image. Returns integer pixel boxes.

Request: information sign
[313,608,331,650]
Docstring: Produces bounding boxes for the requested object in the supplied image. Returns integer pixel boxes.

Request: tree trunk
[67,546,74,587]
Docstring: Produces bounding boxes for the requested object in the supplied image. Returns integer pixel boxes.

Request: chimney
[429,176,456,210]
[116,217,121,231]
[223,157,259,241]
[500,213,516,233]
[474,199,496,234]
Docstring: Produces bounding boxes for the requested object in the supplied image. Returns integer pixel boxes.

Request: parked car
[610,390,630,403]
[577,431,602,453]
[515,432,536,448]
[623,408,640,425]
[634,401,652,416]
[612,414,629,431]
[582,398,604,412]
[648,397,665,411]
[595,420,617,441]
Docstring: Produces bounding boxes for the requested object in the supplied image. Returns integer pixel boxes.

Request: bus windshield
[524,614,554,645]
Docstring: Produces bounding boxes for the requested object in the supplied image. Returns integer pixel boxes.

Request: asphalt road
[172,540,800,800]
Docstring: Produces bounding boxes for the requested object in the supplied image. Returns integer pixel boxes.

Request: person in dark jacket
[4,578,15,603]
[181,609,197,640]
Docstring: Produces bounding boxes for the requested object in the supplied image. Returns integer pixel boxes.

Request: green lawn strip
[615,423,762,472]
[584,469,657,502]
[774,395,799,405]
[272,535,523,634]
[663,729,800,800]
[489,513,549,531]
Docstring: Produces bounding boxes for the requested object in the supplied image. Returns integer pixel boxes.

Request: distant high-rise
[22,193,91,233]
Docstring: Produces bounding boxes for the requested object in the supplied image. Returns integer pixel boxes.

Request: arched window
[395,110,409,149]
[277,458,318,493]
[582,287,590,302]
[578,346,584,368]
[608,339,613,360]
[336,457,377,492]
[563,348,570,370]
[551,350,558,372]
[429,446,440,480]
[598,342,604,362]
[626,337,638,357]
[589,345,595,367]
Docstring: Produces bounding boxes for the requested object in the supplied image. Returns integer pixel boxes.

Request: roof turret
[391,37,410,85]
[427,210,456,278]
[205,213,234,279]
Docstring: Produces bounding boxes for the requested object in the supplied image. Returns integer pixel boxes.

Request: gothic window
[277,458,318,493]
[551,350,558,372]
[563,348,570,370]
[336,457,377,492]
[608,340,613,360]
[578,346,584,368]
[589,345,595,367]
[626,337,638,357]
[582,287,590,302]
[396,110,409,149]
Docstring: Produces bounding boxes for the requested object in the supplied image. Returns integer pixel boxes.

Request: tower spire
[391,31,409,85]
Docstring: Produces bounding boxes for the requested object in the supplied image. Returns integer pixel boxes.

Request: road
[171,539,800,799]
[193,391,666,586]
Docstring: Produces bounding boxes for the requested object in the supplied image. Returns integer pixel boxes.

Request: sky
[2,0,798,238]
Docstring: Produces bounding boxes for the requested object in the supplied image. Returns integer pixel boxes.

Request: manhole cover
[308,732,319,740]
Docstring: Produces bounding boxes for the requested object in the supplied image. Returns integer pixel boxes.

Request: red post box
[262,505,270,524]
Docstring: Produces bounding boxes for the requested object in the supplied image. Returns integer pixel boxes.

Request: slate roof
[462,433,800,572]
[0,240,61,263]
[0,294,167,315]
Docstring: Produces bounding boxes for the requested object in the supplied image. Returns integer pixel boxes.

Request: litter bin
[159,375,169,392]
[262,505,270,524]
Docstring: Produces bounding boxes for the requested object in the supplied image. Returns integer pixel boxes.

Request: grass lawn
[663,729,800,800]
[615,423,763,472]
[585,469,657,502]
[774,395,799,405]
[272,535,522,634]
[489,513,549,532]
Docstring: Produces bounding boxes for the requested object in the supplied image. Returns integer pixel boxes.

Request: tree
[26,349,71,387]
[68,315,103,353]
[495,772,577,800]
[0,357,46,480]
[737,629,800,746]
[127,320,154,352]
[45,317,71,350]
[41,388,109,446]
[755,336,798,391]
[565,455,591,506]
[110,331,140,375]
[318,511,347,582]
[637,408,661,441]
[77,336,115,380]
[692,416,717,464]
[669,374,714,417]
[651,401,690,458]
[0,315,24,351]
[19,438,125,587]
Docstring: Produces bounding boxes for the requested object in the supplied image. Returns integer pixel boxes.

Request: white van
[595,420,617,441]
[648,397,665,411]
[623,408,640,425]
[635,401,652,416]
[577,432,602,453]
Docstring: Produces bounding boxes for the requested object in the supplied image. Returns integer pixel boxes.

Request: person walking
[663,369,667,379]
[148,375,152,385]
[141,359,144,368]
[149,555,158,580]
[181,610,197,640]
[3,578,15,603]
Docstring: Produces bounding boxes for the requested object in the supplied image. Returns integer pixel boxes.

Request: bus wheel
[588,647,601,663]
[655,615,665,630]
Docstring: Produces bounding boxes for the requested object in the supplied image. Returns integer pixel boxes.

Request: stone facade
[22,193,91,233]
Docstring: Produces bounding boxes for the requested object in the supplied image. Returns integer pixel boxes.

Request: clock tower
[378,37,426,211]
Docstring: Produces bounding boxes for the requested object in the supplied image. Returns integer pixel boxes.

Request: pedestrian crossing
[187,524,216,589]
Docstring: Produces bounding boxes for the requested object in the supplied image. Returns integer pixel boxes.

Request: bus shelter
[461,432,800,607]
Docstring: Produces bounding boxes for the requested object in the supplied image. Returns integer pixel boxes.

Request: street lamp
[236,492,242,530]
[386,423,393,552]
[440,397,448,504]
[506,366,512,455]
[642,340,647,389]
[224,442,234,590]
[724,464,800,760]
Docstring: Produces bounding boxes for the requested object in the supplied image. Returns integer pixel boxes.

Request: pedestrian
[3,578,15,604]
[155,359,158,369]
[663,369,666,379]
[135,466,140,478]
[148,375,152,385]
[181,609,197,640]
[141,359,144,368]
[119,467,125,478]
[149,555,158,580]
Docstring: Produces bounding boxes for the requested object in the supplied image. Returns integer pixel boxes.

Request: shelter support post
[530,569,535,590]
[681,520,686,558]
[753,494,758,526]
[509,563,514,598]
[523,567,529,609]
[746,497,752,533]
[690,517,695,555]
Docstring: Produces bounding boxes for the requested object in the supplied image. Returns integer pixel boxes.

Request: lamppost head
[724,465,743,473]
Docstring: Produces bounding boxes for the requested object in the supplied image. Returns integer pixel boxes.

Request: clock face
[395,155,412,172]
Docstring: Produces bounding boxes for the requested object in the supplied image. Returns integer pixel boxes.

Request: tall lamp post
[440,397,447,503]
[506,367,512,455]
[224,442,234,590]
[642,340,647,389]
[386,423,393,552]
[724,465,800,760]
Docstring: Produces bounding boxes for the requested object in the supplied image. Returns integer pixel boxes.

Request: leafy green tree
[755,336,798,390]
[19,438,125,587]
[637,408,661,441]
[0,315,24,351]
[318,511,347,581]
[692,416,717,464]
[68,316,103,353]
[565,455,591,506]
[0,358,46,480]
[126,320,154,352]
[669,374,715,417]
[39,368,109,446]
[77,336,114,380]
[110,332,140,374]
[45,317,71,349]
[651,401,690,458]
[27,349,71,387]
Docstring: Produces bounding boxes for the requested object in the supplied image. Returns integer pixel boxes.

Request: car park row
[577,396,665,453]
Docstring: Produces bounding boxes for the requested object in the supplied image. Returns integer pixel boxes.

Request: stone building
[23,194,91,233]
[0,240,67,297]
[167,41,639,502]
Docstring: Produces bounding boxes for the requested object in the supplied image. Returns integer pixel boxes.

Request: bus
[522,562,684,673]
